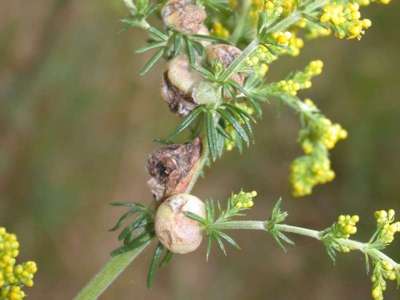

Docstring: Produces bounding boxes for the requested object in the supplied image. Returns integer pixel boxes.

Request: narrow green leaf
[206,111,219,161]
[218,109,249,145]
[277,231,294,246]
[364,253,370,275]
[185,37,196,66]
[216,124,232,140]
[273,234,288,253]
[219,39,259,82]
[218,231,241,250]
[159,250,173,268]
[109,211,134,232]
[173,34,183,57]
[215,235,227,255]
[206,235,213,261]
[216,130,225,157]
[110,202,145,208]
[191,40,205,56]
[148,26,168,41]
[167,106,204,141]
[207,199,216,222]
[136,41,166,53]
[185,211,207,225]
[139,48,164,75]
[191,34,228,44]
[118,215,148,241]
[225,105,253,138]
[147,243,164,288]
[111,231,153,256]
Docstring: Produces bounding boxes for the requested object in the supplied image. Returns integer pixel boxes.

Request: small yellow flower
[0,228,37,300]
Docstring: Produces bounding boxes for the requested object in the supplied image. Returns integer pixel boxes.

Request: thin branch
[213,220,400,269]
[74,241,151,300]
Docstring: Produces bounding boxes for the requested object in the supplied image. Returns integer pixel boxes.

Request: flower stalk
[213,220,399,269]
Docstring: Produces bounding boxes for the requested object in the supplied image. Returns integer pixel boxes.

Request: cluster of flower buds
[290,152,335,197]
[0,228,37,300]
[374,210,400,245]
[211,21,230,39]
[245,45,276,77]
[231,190,257,209]
[320,2,372,39]
[371,260,399,300]
[336,214,359,237]
[290,98,347,196]
[248,0,291,25]
[276,60,323,96]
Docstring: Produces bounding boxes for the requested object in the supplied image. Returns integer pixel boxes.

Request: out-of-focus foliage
[0,0,399,299]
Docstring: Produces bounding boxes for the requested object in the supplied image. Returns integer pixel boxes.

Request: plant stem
[213,220,400,268]
[74,240,151,300]
[231,0,251,44]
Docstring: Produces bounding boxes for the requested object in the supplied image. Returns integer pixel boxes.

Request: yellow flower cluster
[375,210,400,244]
[271,31,304,56]
[369,210,400,300]
[357,0,391,6]
[300,103,348,151]
[277,60,323,96]
[248,0,276,24]
[245,45,275,77]
[0,228,37,300]
[333,214,360,252]
[289,97,347,197]
[290,150,336,197]
[231,190,257,209]
[320,2,372,39]
[248,0,297,24]
[371,260,398,300]
[337,215,359,237]
[211,21,230,39]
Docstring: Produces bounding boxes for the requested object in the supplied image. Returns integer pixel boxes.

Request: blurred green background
[1,1,399,299]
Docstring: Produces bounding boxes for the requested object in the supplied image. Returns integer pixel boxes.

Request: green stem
[74,241,151,300]
[265,11,302,34]
[213,220,400,268]
[230,0,251,44]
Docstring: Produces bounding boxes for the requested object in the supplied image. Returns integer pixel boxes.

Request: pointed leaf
[206,111,219,161]
[147,243,164,288]
[218,109,249,145]
[139,48,164,75]
[218,231,241,250]
[167,106,204,141]
[159,250,174,267]
[136,41,166,53]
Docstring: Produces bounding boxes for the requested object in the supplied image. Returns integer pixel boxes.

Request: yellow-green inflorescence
[0,228,37,300]
[212,0,390,41]
[371,210,400,300]
[231,190,257,209]
[335,214,360,252]
[320,2,372,39]
[273,60,348,197]
[290,105,348,197]
[277,60,323,96]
